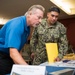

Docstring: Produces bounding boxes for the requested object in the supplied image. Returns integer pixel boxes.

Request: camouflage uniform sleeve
[58,24,68,59]
[30,27,38,53]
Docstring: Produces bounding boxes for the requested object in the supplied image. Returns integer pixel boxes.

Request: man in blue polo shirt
[0,5,45,75]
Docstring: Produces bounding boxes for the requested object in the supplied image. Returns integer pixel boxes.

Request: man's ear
[47,12,50,18]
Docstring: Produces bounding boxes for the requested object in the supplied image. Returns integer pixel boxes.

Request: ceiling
[0,0,75,24]
[50,0,75,15]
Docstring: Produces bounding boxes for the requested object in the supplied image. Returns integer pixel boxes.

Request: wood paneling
[59,18,75,50]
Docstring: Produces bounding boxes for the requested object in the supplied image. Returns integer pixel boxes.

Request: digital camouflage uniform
[30,18,68,65]
[21,44,32,64]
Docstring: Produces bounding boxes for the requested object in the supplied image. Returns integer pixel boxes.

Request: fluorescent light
[0,18,3,24]
[50,0,75,15]
[0,18,8,24]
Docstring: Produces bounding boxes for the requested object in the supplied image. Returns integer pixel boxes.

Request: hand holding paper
[54,56,61,62]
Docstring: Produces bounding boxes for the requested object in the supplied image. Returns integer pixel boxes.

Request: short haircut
[48,6,60,14]
[25,5,45,16]
[28,5,45,13]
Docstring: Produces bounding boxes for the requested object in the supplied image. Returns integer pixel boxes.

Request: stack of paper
[10,65,46,75]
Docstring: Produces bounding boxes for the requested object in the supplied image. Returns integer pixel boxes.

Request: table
[40,61,75,75]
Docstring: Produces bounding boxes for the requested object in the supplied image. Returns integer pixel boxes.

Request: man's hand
[54,57,61,62]
[10,48,28,65]
[31,53,35,60]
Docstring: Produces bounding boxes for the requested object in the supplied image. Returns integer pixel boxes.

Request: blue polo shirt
[0,16,30,54]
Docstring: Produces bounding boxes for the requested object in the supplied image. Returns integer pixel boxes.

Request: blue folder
[46,66,74,75]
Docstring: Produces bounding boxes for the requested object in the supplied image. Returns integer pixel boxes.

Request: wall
[59,17,75,50]
[0,24,3,28]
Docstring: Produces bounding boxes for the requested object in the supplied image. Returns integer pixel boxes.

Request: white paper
[10,65,46,75]
[40,61,75,68]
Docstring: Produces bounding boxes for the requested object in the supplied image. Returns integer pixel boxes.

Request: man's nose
[53,17,56,20]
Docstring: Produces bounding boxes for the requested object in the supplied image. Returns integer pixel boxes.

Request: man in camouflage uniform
[30,6,68,65]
